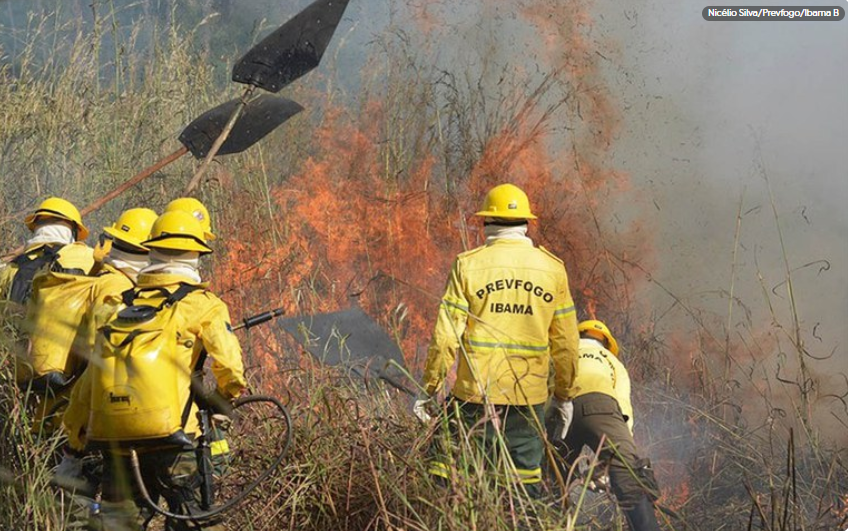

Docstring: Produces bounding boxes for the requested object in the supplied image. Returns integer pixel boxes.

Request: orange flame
[213,0,652,383]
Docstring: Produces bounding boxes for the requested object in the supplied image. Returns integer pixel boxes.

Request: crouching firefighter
[76,210,246,531]
[547,320,662,531]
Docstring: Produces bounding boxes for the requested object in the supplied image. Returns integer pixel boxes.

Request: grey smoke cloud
[596,0,847,438]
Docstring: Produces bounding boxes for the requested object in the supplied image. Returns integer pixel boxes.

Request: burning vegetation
[0,0,845,530]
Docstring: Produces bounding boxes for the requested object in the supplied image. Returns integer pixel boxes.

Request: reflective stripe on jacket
[573,338,634,432]
[422,239,579,405]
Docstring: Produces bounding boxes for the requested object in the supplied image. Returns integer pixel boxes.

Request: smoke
[588,0,847,443]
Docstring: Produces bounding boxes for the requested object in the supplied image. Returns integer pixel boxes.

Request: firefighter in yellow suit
[165,197,217,243]
[68,210,244,531]
[10,198,94,430]
[416,183,580,497]
[62,202,215,458]
[22,209,156,436]
[55,208,158,489]
[551,320,661,531]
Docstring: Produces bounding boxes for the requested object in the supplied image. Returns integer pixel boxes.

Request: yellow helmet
[578,320,619,356]
[24,197,89,240]
[143,210,213,255]
[475,183,537,220]
[165,197,216,241]
[103,208,158,251]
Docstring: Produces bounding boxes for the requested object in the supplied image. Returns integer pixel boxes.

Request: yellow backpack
[87,284,202,448]
[20,269,100,390]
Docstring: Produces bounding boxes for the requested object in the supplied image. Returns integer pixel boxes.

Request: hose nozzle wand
[233,308,285,331]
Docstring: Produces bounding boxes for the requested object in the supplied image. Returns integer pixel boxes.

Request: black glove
[195,389,234,416]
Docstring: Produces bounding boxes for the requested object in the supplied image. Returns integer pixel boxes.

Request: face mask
[106,247,149,281]
[139,250,202,283]
[26,223,74,248]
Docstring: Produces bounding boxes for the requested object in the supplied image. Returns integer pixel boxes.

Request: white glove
[212,413,233,431]
[413,396,433,423]
[547,397,574,441]
[53,453,84,488]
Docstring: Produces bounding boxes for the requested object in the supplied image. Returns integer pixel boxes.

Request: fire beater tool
[184,0,351,193]
[1,96,302,262]
[277,305,415,396]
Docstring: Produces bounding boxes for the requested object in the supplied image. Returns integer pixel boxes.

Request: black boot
[622,495,661,531]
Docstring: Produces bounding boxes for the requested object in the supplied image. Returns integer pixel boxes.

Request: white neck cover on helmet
[484,221,532,245]
[139,250,202,283]
[106,247,149,282]
[26,223,74,248]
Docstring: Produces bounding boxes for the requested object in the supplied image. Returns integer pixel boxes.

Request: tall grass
[0,308,70,530]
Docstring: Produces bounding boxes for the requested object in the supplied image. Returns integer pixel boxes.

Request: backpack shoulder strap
[120,287,138,307]
[10,243,60,266]
[120,284,196,308]
[163,283,203,307]
[8,245,62,303]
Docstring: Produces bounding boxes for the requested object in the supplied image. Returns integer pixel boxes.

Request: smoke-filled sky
[597,0,846,380]
[1,0,845,431]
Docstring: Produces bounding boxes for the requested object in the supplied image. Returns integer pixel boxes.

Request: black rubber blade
[231,0,351,93]
[179,95,304,159]
[277,305,414,395]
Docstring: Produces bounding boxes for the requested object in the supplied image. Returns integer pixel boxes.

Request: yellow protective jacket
[0,261,16,300]
[573,337,634,432]
[72,272,247,444]
[422,239,580,406]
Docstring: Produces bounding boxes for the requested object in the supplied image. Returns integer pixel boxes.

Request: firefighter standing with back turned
[8,198,95,427]
[415,183,580,497]
[61,199,213,475]
[56,207,158,487]
[72,210,246,531]
[549,319,662,531]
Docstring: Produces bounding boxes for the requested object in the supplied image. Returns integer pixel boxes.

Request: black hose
[131,394,291,521]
